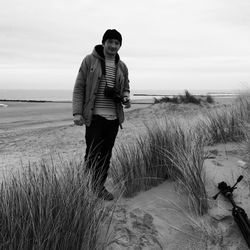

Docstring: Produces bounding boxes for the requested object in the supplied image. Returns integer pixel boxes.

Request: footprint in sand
[107,205,162,250]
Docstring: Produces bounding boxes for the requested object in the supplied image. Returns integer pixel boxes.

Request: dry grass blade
[0,158,116,250]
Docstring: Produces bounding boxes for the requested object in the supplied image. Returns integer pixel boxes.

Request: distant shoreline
[0,92,239,104]
[0,99,71,103]
[133,93,240,97]
[0,99,154,105]
[0,89,243,104]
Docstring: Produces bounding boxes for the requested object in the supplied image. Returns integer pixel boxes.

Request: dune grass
[111,94,250,216]
[158,197,224,249]
[0,160,114,250]
[154,90,214,105]
[109,94,250,248]
[199,101,249,144]
[111,117,208,215]
[158,131,208,215]
[111,134,168,197]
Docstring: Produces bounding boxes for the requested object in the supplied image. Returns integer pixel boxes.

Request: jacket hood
[92,44,120,64]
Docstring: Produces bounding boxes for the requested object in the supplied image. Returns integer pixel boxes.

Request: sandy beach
[0,101,152,174]
[1,97,250,249]
[0,97,223,173]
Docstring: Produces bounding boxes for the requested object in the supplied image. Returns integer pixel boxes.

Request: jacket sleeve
[122,63,130,96]
[72,56,89,116]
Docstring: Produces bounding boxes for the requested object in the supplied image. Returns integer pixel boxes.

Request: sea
[0,89,241,102]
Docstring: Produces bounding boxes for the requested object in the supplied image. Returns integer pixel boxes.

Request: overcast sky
[0,0,250,91]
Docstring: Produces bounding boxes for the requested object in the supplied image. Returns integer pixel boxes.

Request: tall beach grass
[111,117,208,215]
[0,159,114,250]
[111,94,250,215]
[199,102,249,144]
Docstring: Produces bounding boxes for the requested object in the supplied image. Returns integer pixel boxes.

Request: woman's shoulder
[118,60,128,73]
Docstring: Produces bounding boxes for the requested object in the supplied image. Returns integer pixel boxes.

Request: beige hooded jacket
[72,45,130,126]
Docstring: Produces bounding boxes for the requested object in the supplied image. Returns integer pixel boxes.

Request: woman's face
[103,39,121,57]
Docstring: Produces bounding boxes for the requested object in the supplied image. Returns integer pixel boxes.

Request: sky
[1,0,250,92]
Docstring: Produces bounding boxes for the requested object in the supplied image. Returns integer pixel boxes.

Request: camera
[104,85,123,103]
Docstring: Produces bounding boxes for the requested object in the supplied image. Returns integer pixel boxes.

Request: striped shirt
[93,58,117,119]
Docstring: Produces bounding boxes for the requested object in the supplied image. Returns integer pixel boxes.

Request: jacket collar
[93,44,120,64]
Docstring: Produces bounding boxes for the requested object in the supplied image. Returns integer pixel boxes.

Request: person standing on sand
[72,29,131,201]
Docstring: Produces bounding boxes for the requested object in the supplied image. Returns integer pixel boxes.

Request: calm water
[0,89,72,102]
[0,89,240,102]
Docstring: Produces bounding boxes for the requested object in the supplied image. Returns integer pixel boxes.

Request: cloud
[0,0,250,90]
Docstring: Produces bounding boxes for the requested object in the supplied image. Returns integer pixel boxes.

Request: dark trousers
[85,115,119,190]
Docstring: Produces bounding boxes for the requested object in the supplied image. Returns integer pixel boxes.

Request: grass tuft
[0,159,113,250]
[111,118,208,215]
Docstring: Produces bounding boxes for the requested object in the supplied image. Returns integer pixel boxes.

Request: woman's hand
[73,114,84,126]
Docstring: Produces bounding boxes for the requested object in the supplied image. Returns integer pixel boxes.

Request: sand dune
[0,99,249,249]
